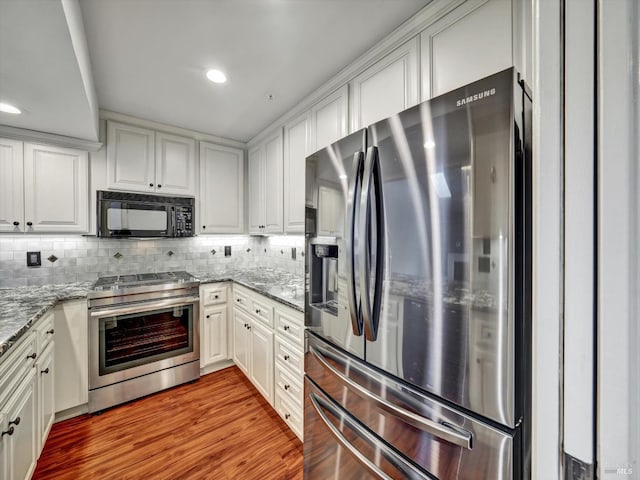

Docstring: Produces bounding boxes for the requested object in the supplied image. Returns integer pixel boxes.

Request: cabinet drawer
[232,287,252,313]
[201,284,228,306]
[275,363,303,408]
[275,309,303,347]
[251,297,274,328]
[275,389,303,440]
[0,334,37,407]
[36,312,55,351]
[274,336,303,377]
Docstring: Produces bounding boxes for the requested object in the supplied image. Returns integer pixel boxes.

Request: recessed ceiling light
[0,102,21,114]
[206,69,227,84]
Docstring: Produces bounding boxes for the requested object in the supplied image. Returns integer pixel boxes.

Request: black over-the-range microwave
[97,190,195,238]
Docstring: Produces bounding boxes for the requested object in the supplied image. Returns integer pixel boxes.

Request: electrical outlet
[27,251,41,267]
[224,246,231,257]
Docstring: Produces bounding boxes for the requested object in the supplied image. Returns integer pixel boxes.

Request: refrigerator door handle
[310,344,473,450]
[346,151,364,336]
[359,146,385,341]
[309,392,430,479]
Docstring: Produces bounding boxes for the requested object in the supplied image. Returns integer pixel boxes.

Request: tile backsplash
[0,234,305,288]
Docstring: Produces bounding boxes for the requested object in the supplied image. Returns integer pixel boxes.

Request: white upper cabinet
[309,85,349,153]
[0,140,88,234]
[199,142,244,234]
[0,139,24,233]
[248,130,283,234]
[350,37,419,130]
[107,121,196,196]
[420,0,513,100]
[283,112,310,233]
[155,132,196,196]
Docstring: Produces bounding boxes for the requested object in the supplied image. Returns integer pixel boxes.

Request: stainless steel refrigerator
[304,68,532,479]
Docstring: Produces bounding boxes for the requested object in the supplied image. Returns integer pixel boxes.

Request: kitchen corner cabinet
[0,139,89,234]
[232,285,275,406]
[199,142,244,234]
[420,0,512,100]
[248,130,283,234]
[107,121,196,196]
[350,37,419,130]
[200,283,231,368]
[283,112,310,233]
[310,84,349,154]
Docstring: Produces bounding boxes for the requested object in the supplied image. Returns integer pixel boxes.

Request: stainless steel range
[87,271,200,412]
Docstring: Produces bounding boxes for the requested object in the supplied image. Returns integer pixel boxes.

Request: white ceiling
[0,0,431,144]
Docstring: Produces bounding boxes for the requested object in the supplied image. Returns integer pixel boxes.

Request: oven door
[98,199,174,237]
[89,296,200,390]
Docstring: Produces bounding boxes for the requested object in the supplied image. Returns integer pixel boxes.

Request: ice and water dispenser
[309,244,339,315]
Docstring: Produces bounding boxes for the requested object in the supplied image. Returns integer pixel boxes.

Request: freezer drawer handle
[310,345,473,450]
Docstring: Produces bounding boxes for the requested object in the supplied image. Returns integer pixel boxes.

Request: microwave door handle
[346,151,364,336]
[359,146,385,342]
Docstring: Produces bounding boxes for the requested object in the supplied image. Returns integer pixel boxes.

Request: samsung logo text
[456,88,496,106]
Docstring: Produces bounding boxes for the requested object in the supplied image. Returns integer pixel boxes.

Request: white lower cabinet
[232,308,252,376]
[201,284,231,368]
[36,345,54,454]
[249,321,274,405]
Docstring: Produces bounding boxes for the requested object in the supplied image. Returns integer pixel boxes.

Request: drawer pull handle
[26,353,36,360]
[1,427,14,437]
[46,329,55,335]
[284,384,290,390]
[285,413,291,420]
[41,368,50,375]
[206,315,210,319]
[8,417,20,427]
[283,325,290,331]
[284,355,290,361]
[214,295,219,299]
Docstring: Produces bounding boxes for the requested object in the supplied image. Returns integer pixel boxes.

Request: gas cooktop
[91,271,197,292]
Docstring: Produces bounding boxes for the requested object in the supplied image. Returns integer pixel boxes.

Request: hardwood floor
[34,366,303,480]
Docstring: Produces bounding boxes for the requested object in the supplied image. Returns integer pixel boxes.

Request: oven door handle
[89,295,200,318]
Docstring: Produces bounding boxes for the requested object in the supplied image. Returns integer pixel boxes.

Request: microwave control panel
[174,207,194,237]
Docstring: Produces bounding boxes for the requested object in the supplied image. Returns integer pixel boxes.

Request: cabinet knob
[46,329,54,335]
[41,368,50,375]
[236,298,241,303]
[284,384,290,390]
[149,183,154,187]
[26,353,36,360]
[202,225,206,229]
[206,315,210,319]
[244,323,248,328]
[255,309,260,314]
[157,184,162,188]
[283,354,290,361]
[12,221,19,226]
[8,417,20,427]
[284,413,291,420]
[283,325,290,331]
[1,427,14,437]
[214,295,219,299]
[26,221,33,227]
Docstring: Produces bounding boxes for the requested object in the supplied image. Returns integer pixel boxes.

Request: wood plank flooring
[33,366,303,480]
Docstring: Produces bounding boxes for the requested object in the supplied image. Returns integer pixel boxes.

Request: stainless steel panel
[305,332,516,480]
[305,129,367,358]
[88,360,199,412]
[365,69,525,427]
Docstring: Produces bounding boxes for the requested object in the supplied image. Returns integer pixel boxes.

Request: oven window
[98,305,194,375]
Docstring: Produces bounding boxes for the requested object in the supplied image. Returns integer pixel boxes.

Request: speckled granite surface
[0,282,93,358]
[0,269,304,360]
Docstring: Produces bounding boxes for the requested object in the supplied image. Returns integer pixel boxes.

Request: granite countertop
[0,269,304,361]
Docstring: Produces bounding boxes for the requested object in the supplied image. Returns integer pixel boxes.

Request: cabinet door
[247,146,264,234]
[23,143,89,233]
[310,84,349,153]
[2,370,38,480]
[420,0,512,100]
[106,121,155,192]
[350,37,419,130]
[232,308,251,376]
[263,131,283,233]
[37,344,55,455]
[250,320,274,406]
[283,112,310,233]
[201,304,229,367]
[155,132,196,196]
[199,142,244,233]
[54,300,88,413]
[0,138,24,232]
